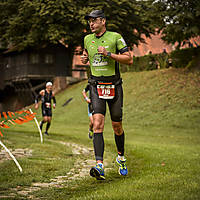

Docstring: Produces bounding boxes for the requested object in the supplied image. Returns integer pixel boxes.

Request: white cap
[46,82,53,87]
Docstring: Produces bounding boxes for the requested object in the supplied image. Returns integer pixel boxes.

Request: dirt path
[0,140,111,199]
[0,148,32,162]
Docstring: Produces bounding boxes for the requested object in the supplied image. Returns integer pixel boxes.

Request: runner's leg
[46,117,51,133]
[90,84,106,163]
[108,84,128,175]
[40,116,48,130]
[89,115,93,131]
[108,84,124,156]
[93,113,105,163]
[88,115,94,139]
[89,84,106,179]
[112,121,124,157]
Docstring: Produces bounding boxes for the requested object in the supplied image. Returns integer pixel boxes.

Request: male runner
[82,84,94,139]
[81,10,133,180]
[35,82,56,135]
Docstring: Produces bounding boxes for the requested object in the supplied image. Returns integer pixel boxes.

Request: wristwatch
[107,51,111,57]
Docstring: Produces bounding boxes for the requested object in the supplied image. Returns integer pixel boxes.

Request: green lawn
[0,68,200,199]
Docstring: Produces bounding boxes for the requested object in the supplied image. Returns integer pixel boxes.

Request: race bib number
[97,84,115,99]
[45,102,51,108]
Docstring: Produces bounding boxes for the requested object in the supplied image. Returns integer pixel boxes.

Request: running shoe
[44,131,49,135]
[116,157,128,176]
[90,163,105,180]
[88,129,94,139]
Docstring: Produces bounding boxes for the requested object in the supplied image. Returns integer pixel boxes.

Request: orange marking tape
[2,112,8,120]
[0,131,3,137]
[8,112,13,118]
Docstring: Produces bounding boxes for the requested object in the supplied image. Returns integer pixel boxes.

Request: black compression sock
[115,132,125,156]
[40,120,44,130]
[46,122,51,132]
[93,132,104,161]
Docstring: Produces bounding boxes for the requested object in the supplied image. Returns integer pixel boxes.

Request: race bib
[45,102,51,108]
[97,83,115,99]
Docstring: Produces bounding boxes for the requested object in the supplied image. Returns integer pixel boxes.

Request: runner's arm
[35,90,44,103]
[98,46,133,65]
[82,89,91,103]
[109,51,133,65]
[52,92,56,108]
[35,94,41,104]
[34,90,44,109]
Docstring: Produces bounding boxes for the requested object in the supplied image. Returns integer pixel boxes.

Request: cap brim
[84,15,96,20]
[84,14,105,20]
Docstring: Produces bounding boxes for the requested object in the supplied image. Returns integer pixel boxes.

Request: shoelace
[120,161,126,169]
[97,165,103,172]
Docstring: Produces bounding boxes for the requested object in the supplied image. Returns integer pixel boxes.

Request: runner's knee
[93,114,104,132]
[112,121,123,135]
[93,121,104,132]
[43,118,48,122]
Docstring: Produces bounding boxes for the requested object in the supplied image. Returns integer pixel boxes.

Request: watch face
[107,52,111,57]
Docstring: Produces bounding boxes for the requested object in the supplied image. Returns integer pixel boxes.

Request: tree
[0,0,156,66]
[0,0,85,50]
[153,0,200,47]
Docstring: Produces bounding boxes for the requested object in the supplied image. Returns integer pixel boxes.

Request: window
[30,54,39,64]
[44,54,53,64]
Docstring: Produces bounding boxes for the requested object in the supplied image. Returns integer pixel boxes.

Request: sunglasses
[88,17,103,24]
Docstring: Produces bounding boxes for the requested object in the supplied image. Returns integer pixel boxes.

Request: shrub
[170,47,200,68]
[127,47,200,72]
[129,54,166,72]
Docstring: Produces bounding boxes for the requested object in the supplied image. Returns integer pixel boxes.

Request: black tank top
[42,90,53,109]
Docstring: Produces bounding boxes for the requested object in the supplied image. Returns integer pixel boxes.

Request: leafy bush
[128,53,167,72]
[170,47,200,68]
[127,47,200,72]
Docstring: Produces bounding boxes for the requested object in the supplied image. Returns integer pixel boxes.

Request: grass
[0,68,200,199]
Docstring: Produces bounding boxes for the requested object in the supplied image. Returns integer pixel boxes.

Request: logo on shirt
[92,53,108,67]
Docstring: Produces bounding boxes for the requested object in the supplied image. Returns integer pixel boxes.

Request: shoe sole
[90,167,105,180]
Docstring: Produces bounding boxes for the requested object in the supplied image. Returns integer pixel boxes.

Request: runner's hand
[35,104,38,109]
[98,46,107,56]
[87,99,91,104]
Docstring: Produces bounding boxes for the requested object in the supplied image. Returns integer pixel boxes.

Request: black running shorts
[90,83,123,122]
[42,108,52,117]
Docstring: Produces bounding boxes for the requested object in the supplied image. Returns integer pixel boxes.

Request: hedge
[123,47,200,72]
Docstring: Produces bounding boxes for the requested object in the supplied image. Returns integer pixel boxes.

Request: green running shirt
[84,31,128,77]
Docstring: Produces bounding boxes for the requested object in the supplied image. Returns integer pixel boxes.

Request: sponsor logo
[92,53,108,67]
